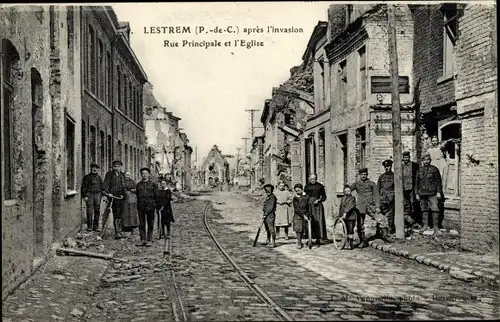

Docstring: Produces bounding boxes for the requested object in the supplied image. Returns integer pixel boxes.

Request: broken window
[117,67,121,109]
[339,60,347,110]
[2,39,19,199]
[358,46,367,102]
[66,115,76,191]
[439,121,461,198]
[67,6,74,72]
[442,4,458,77]
[356,126,367,170]
[98,39,104,100]
[337,133,348,192]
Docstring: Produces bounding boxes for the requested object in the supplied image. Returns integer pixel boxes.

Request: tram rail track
[201,200,293,321]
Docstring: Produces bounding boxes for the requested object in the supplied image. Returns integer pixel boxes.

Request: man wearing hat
[351,168,391,247]
[136,167,159,247]
[378,159,396,234]
[402,151,420,228]
[415,153,443,235]
[102,160,127,238]
[262,183,278,247]
[81,163,103,231]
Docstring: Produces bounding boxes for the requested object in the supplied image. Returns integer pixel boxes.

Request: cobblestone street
[3,193,499,321]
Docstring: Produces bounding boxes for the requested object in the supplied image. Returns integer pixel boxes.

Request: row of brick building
[251,3,497,253]
[0,5,192,299]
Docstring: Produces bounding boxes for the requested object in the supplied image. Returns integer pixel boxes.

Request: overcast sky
[113,2,330,163]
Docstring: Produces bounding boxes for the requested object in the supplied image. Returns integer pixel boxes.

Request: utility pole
[241,137,250,185]
[236,148,241,176]
[387,4,404,240]
[245,109,260,140]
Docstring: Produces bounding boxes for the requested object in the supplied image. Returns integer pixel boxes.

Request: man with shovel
[261,184,277,248]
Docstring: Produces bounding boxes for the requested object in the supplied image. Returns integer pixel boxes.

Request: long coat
[274,189,293,227]
[122,178,139,228]
[156,188,175,224]
[304,182,328,240]
[292,194,311,234]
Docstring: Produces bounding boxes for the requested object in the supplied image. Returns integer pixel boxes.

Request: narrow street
[2,192,499,321]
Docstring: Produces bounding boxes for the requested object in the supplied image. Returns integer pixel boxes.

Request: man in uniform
[102,160,127,238]
[136,167,159,247]
[304,174,327,246]
[350,168,392,247]
[81,163,103,231]
[378,159,396,234]
[415,153,443,236]
[402,151,420,228]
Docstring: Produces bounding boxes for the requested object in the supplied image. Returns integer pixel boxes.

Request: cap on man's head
[263,183,274,191]
[358,167,368,174]
[403,151,411,157]
[90,163,100,169]
[382,159,393,167]
[140,167,151,174]
[422,152,431,159]
[112,160,123,166]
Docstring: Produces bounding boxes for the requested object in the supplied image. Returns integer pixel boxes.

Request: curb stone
[369,240,498,285]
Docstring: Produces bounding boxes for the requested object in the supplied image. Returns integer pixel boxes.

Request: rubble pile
[100,258,170,287]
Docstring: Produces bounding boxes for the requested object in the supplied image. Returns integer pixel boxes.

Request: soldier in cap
[350,167,392,247]
[415,153,443,236]
[81,163,103,231]
[402,151,420,228]
[136,167,159,247]
[377,159,396,234]
[102,160,127,238]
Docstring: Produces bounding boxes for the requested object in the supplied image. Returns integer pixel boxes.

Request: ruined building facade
[1,6,83,299]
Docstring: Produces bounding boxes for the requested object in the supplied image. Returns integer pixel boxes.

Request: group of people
[81,160,177,247]
[260,144,447,250]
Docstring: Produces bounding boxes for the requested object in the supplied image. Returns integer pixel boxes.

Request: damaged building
[1,5,83,299]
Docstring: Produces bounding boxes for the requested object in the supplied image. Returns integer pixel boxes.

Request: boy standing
[292,183,311,249]
[262,184,277,248]
[136,167,158,247]
[339,185,357,250]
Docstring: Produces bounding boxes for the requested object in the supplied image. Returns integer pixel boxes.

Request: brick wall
[411,5,456,114]
[455,5,498,252]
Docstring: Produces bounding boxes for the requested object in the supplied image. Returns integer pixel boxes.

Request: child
[262,184,277,247]
[339,185,357,250]
[292,183,311,249]
[156,179,177,239]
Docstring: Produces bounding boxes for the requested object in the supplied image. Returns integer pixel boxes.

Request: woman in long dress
[427,136,449,187]
[274,181,293,239]
[122,171,140,234]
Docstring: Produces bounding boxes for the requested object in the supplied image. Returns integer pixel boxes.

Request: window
[133,88,137,122]
[339,60,347,110]
[100,130,105,171]
[90,125,96,162]
[442,4,458,76]
[98,39,104,100]
[107,135,112,169]
[107,52,111,107]
[358,46,366,102]
[89,26,96,93]
[439,121,461,199]
[319,130,326,183]
[337,133,348,192]
[67,6,74,72]
[124,144,129,172]
[124,75,128,114]
[2,39,19,200]
[139,92,143,126]
[356,126,367,170]
[82,121,86,174]
[129,81,132,118]
[65,115,76,191]
[117,140,122,161]
[117,67,121,109]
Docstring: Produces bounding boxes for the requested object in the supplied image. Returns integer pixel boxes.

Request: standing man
[378,159,396,235]
[102,160,126,239]
[81,163,103,232]
[304,174,327,246]
[415,153,443,236]
[350,168,392,247]
[136,167,158,247]
[402,151,420,228]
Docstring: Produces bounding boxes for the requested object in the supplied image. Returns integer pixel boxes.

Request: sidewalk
[243,191,499,286]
